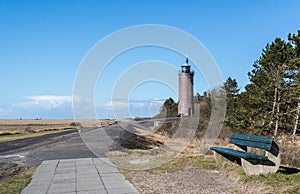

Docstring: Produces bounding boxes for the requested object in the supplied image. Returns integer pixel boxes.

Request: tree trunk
[274,94,280,136]
[272,87,278,114]
[272,86,278,136]
[293,95,300,136]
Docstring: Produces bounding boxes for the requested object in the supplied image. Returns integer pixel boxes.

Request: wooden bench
[210,134,281,175]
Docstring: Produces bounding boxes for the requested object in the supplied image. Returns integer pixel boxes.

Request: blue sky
[0,0,300,119]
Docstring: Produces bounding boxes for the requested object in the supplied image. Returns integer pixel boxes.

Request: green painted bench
[210,134,281,175]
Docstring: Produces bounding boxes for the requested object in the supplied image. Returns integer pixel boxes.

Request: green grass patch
[151,155,217,171]
[0,129,74,143]
[236,166,300,193]
[0,168,35,194]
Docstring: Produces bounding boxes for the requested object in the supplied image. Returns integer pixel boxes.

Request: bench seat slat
[229,134,273,151]
[230,139,272,150]
[210,146,269,161]
[231,134,273,144]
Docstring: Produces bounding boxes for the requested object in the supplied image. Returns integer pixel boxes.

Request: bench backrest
[229,133,273,151]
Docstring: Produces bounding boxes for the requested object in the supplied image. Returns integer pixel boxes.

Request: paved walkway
[21,158,139,194]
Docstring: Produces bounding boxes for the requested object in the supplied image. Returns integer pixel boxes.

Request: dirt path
[125,167,269,194]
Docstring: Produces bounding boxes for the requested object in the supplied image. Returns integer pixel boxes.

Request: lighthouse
[178,56,194,116]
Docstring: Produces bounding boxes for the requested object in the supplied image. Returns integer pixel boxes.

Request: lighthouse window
[182,66,190,73]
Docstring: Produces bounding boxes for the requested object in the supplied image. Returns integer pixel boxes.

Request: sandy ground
[125,167,269,194]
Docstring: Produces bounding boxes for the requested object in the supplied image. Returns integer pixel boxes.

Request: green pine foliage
[156,97,178,118]
[225,31,300,136]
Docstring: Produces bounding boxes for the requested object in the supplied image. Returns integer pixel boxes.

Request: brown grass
[0,119,117,142]
[276,135,300,168]
[0,120,73,133]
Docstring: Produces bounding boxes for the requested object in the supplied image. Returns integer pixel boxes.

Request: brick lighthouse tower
[178,55,194,116]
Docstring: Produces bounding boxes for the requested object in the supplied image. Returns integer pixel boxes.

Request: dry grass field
[0,119,75,135]
[0,119,117,142]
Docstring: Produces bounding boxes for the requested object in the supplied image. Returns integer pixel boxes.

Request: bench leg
[241,152,281,175]
[213,151,241,169]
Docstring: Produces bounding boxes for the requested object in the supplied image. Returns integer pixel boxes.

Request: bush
[24,127,35,133]
[69,122,82,128]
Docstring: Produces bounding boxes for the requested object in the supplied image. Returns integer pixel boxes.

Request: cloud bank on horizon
[0,95,163,119]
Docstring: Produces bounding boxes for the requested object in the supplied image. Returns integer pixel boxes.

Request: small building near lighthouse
[178,56,195,116]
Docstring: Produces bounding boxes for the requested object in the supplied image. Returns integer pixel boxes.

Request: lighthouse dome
[181,55,191,73]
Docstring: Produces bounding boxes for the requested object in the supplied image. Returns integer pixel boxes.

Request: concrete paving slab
[60,159,76,164]
[49,182,76,190]
[34,165,57,174]
[107,186,139,194]
[76,168,98,175]
[77,190,106,194]
[53,173,76,180]
[77,183,105,192]
[77,175,101,181]
[42,160,59,165]
[95,164,120,174]
[52,178,76,185]
[21,188,47,194]
[21,158,139,194]
[56,168,76,174]
[76,158,94,166]
[47,186,76,193]
[28,179,52,187]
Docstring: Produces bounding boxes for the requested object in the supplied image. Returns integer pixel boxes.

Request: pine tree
[288,30,300,135]
[224,77,239,98]
[223,77,240,130]
[243,38,295,135]
[159,97,178,118]
[223,31,299,136]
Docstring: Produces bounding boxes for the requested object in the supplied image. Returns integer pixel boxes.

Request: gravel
[125,167,269,194]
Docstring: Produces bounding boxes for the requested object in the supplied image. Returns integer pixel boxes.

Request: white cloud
[29,95,72,108]
[16,95,72,110]
[102,100,129,110]
[97,99,163,118]
[102,98,164,109]
[0,96,164,119]
[0,95,74,119]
